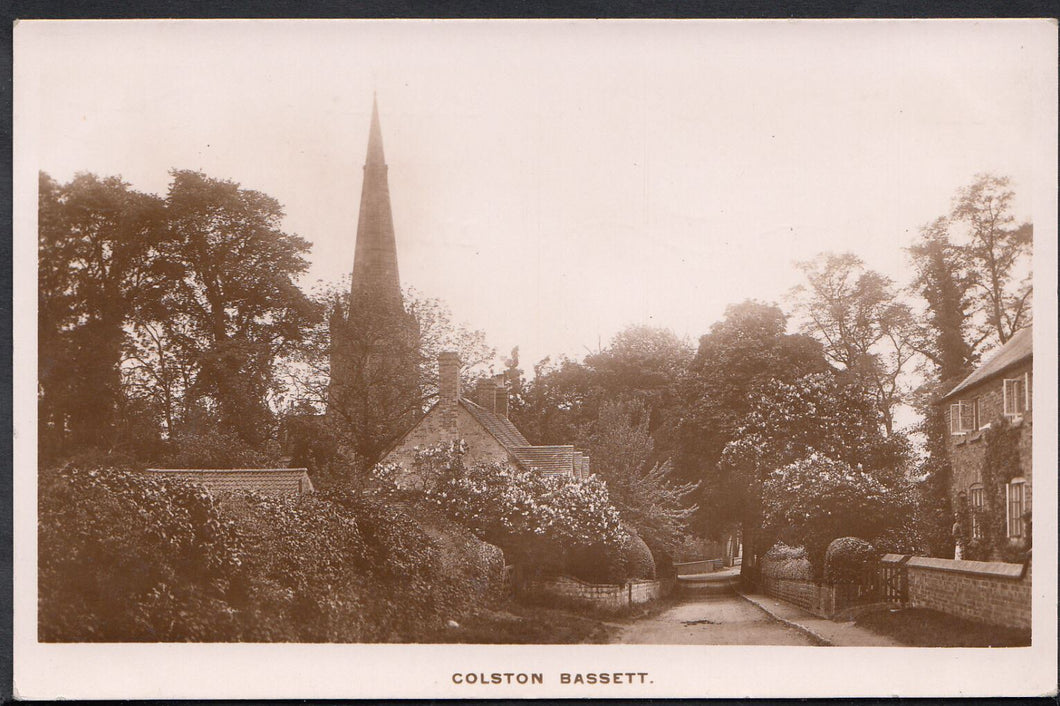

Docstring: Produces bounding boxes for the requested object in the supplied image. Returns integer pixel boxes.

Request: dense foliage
[372,443,652,583]
[764,455,906,573]
[823,537,877,584]
[39,462,504,642]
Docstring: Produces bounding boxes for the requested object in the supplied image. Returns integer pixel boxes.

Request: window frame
[1003,376,1027,418]
[1006,478,1026,538]
[952,398,981,433]
[969,484,985,540]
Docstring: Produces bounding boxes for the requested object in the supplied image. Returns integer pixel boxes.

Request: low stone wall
[758,576,875,618]
[902,556,1031,630]
[522,574,662,611]
[674,559,724,575]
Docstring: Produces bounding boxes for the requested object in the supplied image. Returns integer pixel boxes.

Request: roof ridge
[941,325,1033,401]
[147,468,309,473]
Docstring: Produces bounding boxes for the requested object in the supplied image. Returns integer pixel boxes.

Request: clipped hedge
[824,537,877,584]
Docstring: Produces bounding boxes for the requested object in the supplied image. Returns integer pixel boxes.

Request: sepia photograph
[12,18,1058,699]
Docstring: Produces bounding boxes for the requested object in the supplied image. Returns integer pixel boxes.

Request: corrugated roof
[941,326,1033,401]
[508,446,575,475]
[460,397,529,448]
[146,468,314,497]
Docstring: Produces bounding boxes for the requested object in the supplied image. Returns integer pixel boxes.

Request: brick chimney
[493,375,509,418]
[474,377,498,411]
[439,351,461,407]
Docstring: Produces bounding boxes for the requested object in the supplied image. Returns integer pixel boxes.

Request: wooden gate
[879,554,909,603]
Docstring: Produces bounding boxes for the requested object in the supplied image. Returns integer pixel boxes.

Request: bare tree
[950,174,1032,345]
[790,252,918,435]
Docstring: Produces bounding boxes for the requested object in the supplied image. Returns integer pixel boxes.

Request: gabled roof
[509,446,576,475]
[941,326,1033,401]
[146,468,314,497]
[460,397,529,447]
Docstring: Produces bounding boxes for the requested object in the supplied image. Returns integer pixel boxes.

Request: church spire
[350,94,403,312]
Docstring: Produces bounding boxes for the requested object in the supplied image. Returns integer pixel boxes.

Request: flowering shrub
[373,442,642,581]
[763,453,911,575]
[823,537,877,584]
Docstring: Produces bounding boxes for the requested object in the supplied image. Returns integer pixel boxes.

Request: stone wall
[522,574,663,611]
[758,576,874,618]
[903,556,1031,630]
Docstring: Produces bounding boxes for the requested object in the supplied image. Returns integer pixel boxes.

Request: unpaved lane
[617,593,814,645]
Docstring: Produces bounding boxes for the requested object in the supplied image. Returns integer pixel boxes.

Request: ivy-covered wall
[945,360,1032,562]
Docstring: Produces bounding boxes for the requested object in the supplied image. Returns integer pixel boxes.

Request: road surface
[617,593,815,645]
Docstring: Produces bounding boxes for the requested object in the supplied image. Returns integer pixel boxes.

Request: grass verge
[855,607,1030,647]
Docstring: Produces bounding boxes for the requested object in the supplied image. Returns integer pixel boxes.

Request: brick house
[381,352,591,486]
[146,468,315,498]
[939,326,1032,556]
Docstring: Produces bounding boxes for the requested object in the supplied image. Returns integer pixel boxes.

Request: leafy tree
[905,218,978,557]
[159,170,319,445]
[790,252,918,435]
[512,325,692,458]
[950,174,1032,345]
[907,218,978,381]
[720,371,911,579]
[38,172,169,459]
[509,355,595,446]
[674,301,828,539]
[584,400,697,556]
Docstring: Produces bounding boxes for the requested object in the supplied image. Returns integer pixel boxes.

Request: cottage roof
[940,326,1033,401]
[508,446,576,475]
[146,468,314,497]
[460,397,529,447]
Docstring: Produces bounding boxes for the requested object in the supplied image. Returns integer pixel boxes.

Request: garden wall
[758,576,876,619]
[522,574,664,611]
[902,556,1031,630]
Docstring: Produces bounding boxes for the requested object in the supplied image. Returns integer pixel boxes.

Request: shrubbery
[39,462,503,642]
[373,443,649,584]
[760,544,813,580]
[38,462,244,641]
[823,537,877,584]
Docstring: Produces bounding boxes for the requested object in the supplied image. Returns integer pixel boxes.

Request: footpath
[738,592,902,647]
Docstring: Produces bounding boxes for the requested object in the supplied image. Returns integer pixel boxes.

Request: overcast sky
[18,20,1048,372]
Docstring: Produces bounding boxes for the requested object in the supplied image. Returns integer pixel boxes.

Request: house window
[969,485,984,539]
[950,398,981,434]
[1006,479,1026,538]
[1003,375,1029,417]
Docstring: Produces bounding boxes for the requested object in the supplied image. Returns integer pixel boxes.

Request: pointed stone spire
[350,94,403,313]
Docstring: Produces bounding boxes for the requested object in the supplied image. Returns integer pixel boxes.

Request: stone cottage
[380,351,591,486]
[940,326,1032,555]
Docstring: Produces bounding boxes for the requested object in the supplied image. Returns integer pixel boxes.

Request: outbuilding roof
[146,468,314,497]
[940,326,1033,401]
[508,446,576,476]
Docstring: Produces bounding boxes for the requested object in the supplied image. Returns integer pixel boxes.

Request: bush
[377,444,631,574]
[824,537,876,584]
[39,462,244,641]
[760,543,813,580]
[566,532,656,584]
[39,462,505,642]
